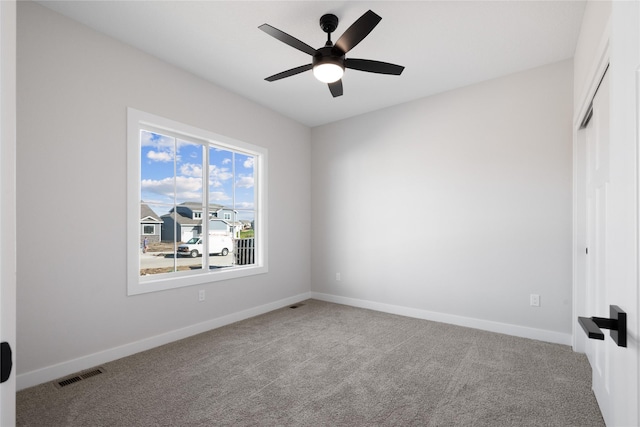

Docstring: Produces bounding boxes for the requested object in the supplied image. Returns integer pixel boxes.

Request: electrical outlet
[336,272,341,281]
[530,294,540,307]
[198,290,205,302]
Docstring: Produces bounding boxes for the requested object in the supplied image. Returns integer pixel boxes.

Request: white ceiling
[37,1,586,127]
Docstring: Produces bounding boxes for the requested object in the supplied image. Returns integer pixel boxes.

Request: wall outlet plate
[530,294,540,307]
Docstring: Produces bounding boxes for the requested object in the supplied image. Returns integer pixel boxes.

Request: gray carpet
[17,299,604,426]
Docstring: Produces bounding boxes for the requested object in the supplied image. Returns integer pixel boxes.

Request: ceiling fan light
[313,62,344,83]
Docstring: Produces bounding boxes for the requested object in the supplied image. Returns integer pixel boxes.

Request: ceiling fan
[259,10,405,98]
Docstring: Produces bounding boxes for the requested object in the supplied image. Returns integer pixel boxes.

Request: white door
[580,3,640,423]
[583,68,614,422]
[0,0,16,425]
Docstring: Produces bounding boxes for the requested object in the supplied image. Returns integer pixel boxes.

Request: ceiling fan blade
[334,10,381,54]
[265,64,313,82]
[345,58,405,75]
[259,24,316,56]
[328,80,343,97]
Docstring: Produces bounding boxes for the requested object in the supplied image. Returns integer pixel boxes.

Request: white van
[177,234,234,258]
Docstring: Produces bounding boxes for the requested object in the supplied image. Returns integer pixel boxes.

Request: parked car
[177,234,233,258]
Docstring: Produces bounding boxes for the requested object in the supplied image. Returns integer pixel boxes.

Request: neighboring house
[214,207,235,222]
[175,202,224,221]
[214,208,244,238]
[140,202,162,244]
[230,222,244,238]
[161,202,226,242]
[209,218,232,234]
[160,211,201,243]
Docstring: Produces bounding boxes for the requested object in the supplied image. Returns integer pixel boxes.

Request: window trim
[127,108,268,296]
[141,224,156,235]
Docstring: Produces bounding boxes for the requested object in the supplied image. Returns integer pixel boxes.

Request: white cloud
[180,163,202,177]
[147,150,173,162]
[243,157,254,169]
[236,175,254,189]
[209,191,231,202]
[222,158,232,165]
[141,131,174,149]
[141,176,202,201]
[235,201,254,209]
[209,165,233,187]
[141,131,184,163]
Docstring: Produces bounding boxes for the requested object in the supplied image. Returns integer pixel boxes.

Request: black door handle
[578,305,627,347]
[1,341,12,383]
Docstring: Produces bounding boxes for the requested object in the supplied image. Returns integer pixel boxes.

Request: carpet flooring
[17,299,604,426]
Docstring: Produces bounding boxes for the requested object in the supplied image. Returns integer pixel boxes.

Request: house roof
[161,202,232,226]
[140,202,162,222]
[161,211,201,226]
[176,202,224,212]
[141,216,162,224]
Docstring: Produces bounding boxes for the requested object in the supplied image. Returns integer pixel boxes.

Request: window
[128,108,267,295]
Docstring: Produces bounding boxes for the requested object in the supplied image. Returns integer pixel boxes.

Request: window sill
[128,264,268,296]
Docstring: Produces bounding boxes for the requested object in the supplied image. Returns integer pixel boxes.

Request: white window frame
[127,108,268,296]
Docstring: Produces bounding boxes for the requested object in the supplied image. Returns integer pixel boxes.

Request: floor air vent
[289,303,305,309]
[54,367,105,389]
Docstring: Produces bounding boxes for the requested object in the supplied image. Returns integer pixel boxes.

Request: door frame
[0,0,17,425]
[572,18,610,355]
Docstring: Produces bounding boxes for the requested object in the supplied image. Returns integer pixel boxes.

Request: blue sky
[140,130,255,221]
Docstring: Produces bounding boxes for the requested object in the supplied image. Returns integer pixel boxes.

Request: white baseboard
[310,292,572,346]
[17,292,312,391]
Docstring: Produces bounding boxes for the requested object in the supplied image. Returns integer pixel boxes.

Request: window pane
[205,221,235,270]
[140,130,176,204]
[235,153,255,213]
[234,153,255,266]
[176,139,203,206]
[237,211,255,237]
[209,147,234,205]
[235,211,255,266]
[140,203,177,276]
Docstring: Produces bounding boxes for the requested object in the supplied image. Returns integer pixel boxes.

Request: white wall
[16,2,310,388]
[311,60,573,342]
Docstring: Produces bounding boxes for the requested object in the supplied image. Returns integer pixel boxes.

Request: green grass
[239,229,254,239]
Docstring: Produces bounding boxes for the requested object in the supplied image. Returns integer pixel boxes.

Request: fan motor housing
[313,46,345,69]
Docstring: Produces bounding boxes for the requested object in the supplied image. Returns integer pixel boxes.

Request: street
[140,250,235,272]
